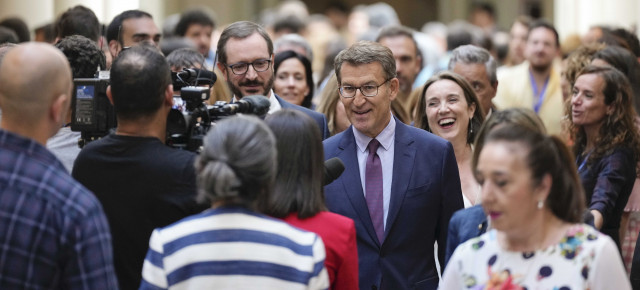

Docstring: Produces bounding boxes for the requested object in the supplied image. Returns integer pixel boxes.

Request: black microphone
[324,157,345,185]
[222,95,271,116]
[177,68,217,86]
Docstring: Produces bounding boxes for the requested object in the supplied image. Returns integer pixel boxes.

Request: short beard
[228,76,275,99]
[529,62,552,74]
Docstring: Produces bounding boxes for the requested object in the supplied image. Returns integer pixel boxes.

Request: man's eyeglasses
[226,59,272,75]
[339,78,392,98]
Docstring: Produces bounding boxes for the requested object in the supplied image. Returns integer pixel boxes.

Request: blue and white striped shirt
[140,206,329,289]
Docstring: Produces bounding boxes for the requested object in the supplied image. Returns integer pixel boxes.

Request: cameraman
[48,35,105,172]
[72,45,207,290]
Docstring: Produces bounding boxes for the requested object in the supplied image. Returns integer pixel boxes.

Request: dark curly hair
[55,35,106,78]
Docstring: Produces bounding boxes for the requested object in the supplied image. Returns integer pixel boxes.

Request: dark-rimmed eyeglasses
[339,78,392,98]
[226,59,272,75]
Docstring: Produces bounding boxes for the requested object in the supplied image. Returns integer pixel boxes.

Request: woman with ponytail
[441,123,630,289]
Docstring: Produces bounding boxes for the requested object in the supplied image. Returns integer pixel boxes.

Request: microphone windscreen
[324,157,345,185]
[242,95,271,115]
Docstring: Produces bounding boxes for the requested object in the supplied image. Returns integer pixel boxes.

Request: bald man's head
[0,43,72,136]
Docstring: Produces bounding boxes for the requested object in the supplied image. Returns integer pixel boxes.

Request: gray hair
[274,33,313,61]
[216,21,273,65]
[448,44,497,84]
[334,40,396,83]
[195,115,277,208]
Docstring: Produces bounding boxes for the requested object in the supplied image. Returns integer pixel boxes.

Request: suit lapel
[337,128,381,246]
[384,121,416,240]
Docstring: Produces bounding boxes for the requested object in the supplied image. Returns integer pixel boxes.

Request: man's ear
[389,77,399,102]
[165,84,174,107]
[106,85,115,105]
[108,40,120,59]
[216,62,228,80]
[50,93,69,124]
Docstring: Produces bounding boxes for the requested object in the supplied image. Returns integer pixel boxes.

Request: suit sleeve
[437,142,464,271]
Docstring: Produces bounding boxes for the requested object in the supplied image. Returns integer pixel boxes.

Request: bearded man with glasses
[216,21,329,139]
[323,40,464,290]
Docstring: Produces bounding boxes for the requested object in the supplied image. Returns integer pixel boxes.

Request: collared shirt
[267,89,282,114]
[0,130,118,289]
[353,113,396,229]
[232,89,281,114]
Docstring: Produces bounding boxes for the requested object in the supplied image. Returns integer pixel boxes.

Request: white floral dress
[441,224,630,290]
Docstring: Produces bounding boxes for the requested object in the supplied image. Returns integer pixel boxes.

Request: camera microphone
[323,157,345,185]
[222,95,271,116]
[177,68,217,86]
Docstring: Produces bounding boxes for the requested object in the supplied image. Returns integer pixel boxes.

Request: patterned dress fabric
[441,224,630,290]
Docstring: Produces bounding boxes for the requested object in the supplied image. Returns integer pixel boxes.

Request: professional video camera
[70,71,114,148]
[166,68,270,151]
[70,68,270,151]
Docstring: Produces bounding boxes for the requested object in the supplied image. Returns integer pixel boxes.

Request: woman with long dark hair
[273,50,315,108]
[263,109,358,290]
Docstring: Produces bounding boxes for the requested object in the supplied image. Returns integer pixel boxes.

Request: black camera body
[70,67,269,152]
[70,72,116,148]
[166,93,271,152]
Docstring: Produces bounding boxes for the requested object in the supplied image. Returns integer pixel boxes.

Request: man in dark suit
[216,21,329,139]
[323,40,464,290]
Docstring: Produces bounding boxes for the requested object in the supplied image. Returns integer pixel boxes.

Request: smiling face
[476,140,545,235]
[571,73,610,131]
[217,32,274,99]
[424,79,476,145]
[339,62,398,138]
[274,57,309,106]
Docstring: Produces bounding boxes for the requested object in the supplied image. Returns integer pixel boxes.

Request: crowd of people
[1,1,640,289]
